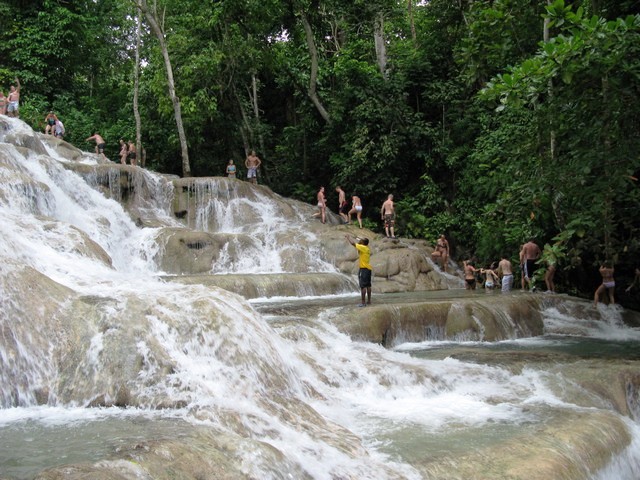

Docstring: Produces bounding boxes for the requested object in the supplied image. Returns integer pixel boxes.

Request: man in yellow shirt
[346,235,372,306]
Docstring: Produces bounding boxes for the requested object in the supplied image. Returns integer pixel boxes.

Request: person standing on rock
[127,141,137,166]
[346,234,372,306]
[431,234,450,272]
[348,194,363,228]
[380,194,396,238]
[7,78,21,118]
[335,186,349,224]
[313,186,327,224]
[245,150,261,184]
[594,262,615,307]
[226,159,237,178]
[119,139,128,165]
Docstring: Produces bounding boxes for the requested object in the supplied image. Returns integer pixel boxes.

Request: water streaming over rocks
[1,116,640,479]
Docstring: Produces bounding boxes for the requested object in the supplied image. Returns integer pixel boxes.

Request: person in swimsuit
[245,150,261,184]
[86,133,107,158]
[44,112,58,135]
[312,186,326,224]
[348,194,363,228]
[7,78,21,118]
[127,141,137,166]
[226,159,237,178]
[522,239,541,291]
[497,255,513,293]
[463,260,478,290]
[481,266,500,290]
[544,258,557,293]
[431,234,450,272]
[0,91,6,115]
[335,186,349,223]
[54,119,65,139]
[594,262,615,306]
[119,140,128,164]
[380,194,396,238]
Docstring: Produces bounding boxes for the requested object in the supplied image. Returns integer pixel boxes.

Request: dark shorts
[128,151,137,160]
[466,278,476,288]
[359,268,372,289]
[524,259,536,279]
[384,214,395,228]
[340,202,349,214]
[97,143,106,153]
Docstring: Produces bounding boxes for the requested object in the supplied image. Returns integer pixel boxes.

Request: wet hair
[361,238,369,245]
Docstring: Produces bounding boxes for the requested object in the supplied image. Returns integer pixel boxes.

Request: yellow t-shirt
[355,243,372,270]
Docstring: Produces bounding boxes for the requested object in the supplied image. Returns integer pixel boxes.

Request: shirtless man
[594,262,615,306]
[335,186,349,223]
[497,255,513,292]
[127,141,137,166]
[348,194,363,228]
[245,150,262,184]
[86,133,107,158]
[7,78,21,118]
[522,239,541,290]
[380,194,396,238]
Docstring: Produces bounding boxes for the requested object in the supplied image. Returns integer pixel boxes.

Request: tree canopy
[2,0,639,305]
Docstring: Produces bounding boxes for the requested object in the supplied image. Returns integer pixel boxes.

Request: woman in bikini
[119,139,128,165]
[348,194,363,228]
[431,234,450,272]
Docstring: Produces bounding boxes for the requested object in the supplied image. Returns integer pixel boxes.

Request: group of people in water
[459,238,631,308]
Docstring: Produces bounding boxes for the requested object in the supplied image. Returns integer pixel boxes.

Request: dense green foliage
[1,0,639,303]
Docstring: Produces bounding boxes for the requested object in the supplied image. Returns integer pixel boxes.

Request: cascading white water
[1,117,640,479]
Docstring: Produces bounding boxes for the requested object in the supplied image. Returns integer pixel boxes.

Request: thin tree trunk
[250,72,269,184]
[135,0,191,177]
[133,9,143,167]
[300,11,330,123]
[374,13,387,78]
[544,1,563,228]
[407,0,417,46]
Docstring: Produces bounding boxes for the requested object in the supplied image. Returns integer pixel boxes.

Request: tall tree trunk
[135,0,191,177]
[249,72,269,184]
[300,11,330,123]
[544,1,563,228]
[133,9,143,167]
[407,0,417,46]
[374,13,387,78]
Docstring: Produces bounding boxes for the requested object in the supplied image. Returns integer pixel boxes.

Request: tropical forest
[1,0,639,306]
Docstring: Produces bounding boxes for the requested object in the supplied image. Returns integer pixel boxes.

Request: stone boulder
[319,226,462,293]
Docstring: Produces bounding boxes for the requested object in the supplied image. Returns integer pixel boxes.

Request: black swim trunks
[524,259,536,279]
[359,268,372,289]
[97,143,106,154]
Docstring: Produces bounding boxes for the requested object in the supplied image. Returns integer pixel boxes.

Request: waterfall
[1,116,640,479]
